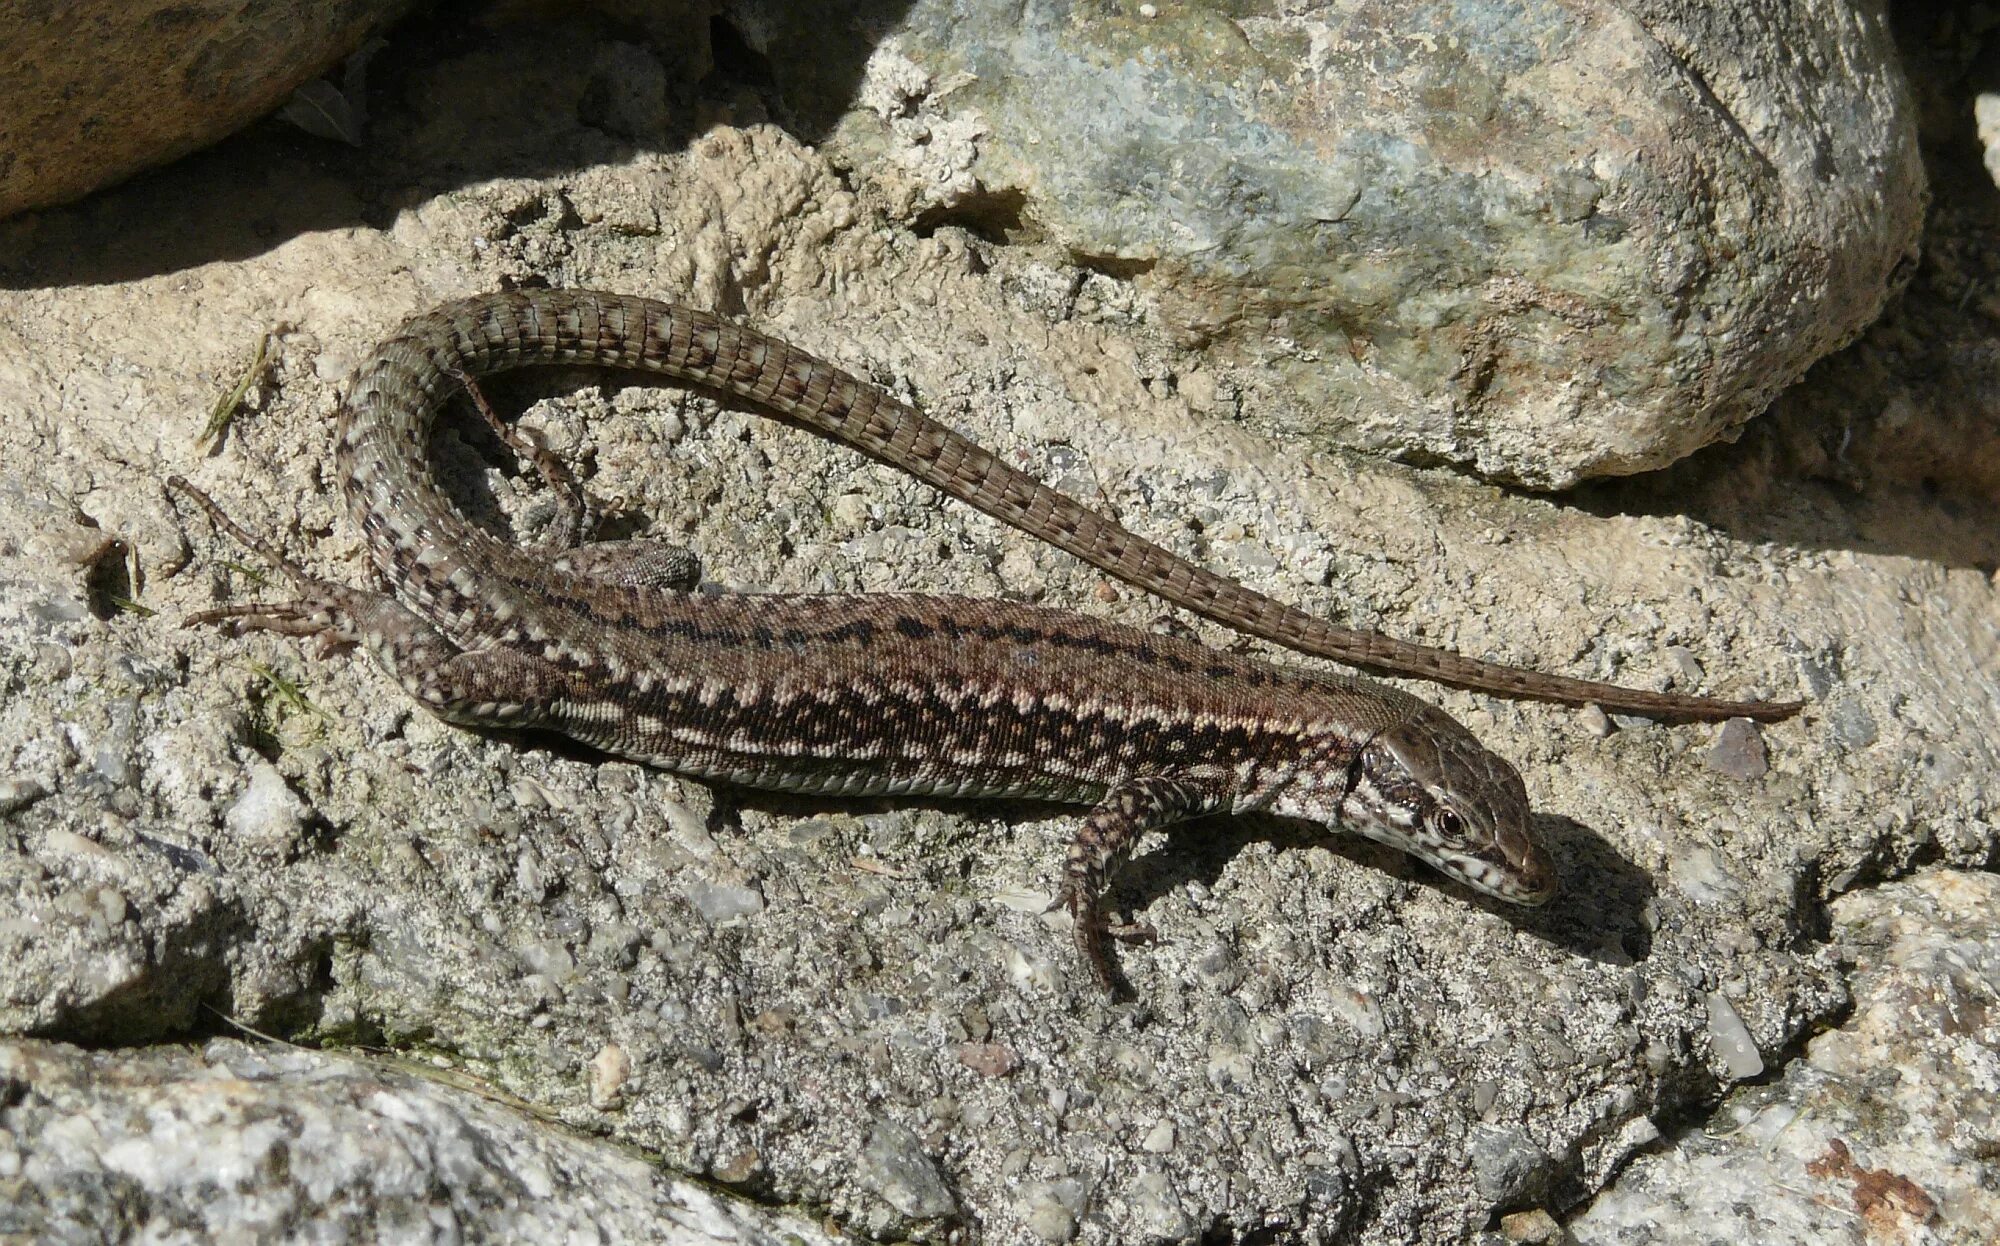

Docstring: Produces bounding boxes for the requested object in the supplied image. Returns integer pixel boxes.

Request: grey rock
[1702,992,1765,1080]
[1020,1180,1082,1243]
[1830,699,1880,752]
[683,874,766,923]
[1702,718,1769,782]
[0,1038,840,1246]
[1572,871,2000,1243]
[780,0,1923,485]
[857,1119,958,1224]
[1469,1124,1554,1204]
[223,759,313,858]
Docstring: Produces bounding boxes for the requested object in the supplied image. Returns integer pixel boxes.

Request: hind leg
[168,477,574,729]
[456,371,702,590]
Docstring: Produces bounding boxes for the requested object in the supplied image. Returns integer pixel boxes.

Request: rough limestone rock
[1569,871,2000,1244]
[763,0,1924,486]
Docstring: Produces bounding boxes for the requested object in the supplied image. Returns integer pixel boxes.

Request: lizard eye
[1435,809,1467,841]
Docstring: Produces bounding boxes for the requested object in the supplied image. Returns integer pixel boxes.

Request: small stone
[91,887,127,926]
[1139,1119,1175,1153]
[711,1146,762,1185]
[1020,1182,1080,1243]
[956,1042,1019,1078]
[1577,704,1613,738]
[1500,1207,1563,1242]
[858,1121,956,1219]
[1831,699,1878,750]
[1471,1079,1500,1116]
[747,1006,797,1036]
[683,876,765,924]
[1469,1125,1553,1203]
[990,886,1050,914]
[1704,718,1769,781]
[224,760,311,856]
[1664,646,1706,684]
[41,827,108,859]
[517,940,575,979]
[1705,992,1765,1079]
[588,1042,630,1108]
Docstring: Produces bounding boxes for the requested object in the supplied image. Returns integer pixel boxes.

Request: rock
[0,1038,840,1245]
[1020,1182,1081,1243]
[588,1040,631,1108]
[772,0,1923,485]
[1469,1125,1555,1204]
[857,1120,958,1224]
[0,1,419,218]
[1702,718,1769,782]
[1570,871,2000,1243]
[1702,992,1765,1080]
[223,759,313,859]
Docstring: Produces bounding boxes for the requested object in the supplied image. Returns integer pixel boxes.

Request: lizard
[167,289,1802,990]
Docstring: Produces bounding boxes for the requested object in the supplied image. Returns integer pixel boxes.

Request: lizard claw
[1047,876,1128,995]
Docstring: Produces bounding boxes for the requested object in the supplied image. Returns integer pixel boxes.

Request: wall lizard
[168,290,1802,989]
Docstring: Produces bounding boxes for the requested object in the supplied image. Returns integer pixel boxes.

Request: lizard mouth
[1420,840,1557,907]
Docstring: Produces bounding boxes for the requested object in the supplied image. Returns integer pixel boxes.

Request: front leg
[168,478,576,730]
[1052,775,1224,993]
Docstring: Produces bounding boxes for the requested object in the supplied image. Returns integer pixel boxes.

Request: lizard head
[1292,705,1556,905]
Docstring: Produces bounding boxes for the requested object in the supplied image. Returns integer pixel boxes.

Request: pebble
[1704,992,1765,1079]
[956,1042,1020,1078]
[1469,1125,1552,1202]
[1704,717,1768,781]
[683,876,765,923]
[588,1042,630,1108]
[1020,1180,1082,1243]
[711,1146,761,1185]
[858,1121,956,1219]
[224,760,311,855]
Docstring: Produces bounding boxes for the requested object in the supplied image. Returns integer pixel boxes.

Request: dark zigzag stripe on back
[477,564,1288,687]
[568,669,1317,783]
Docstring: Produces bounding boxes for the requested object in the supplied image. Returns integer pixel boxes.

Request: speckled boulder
[769,0,1924,486]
